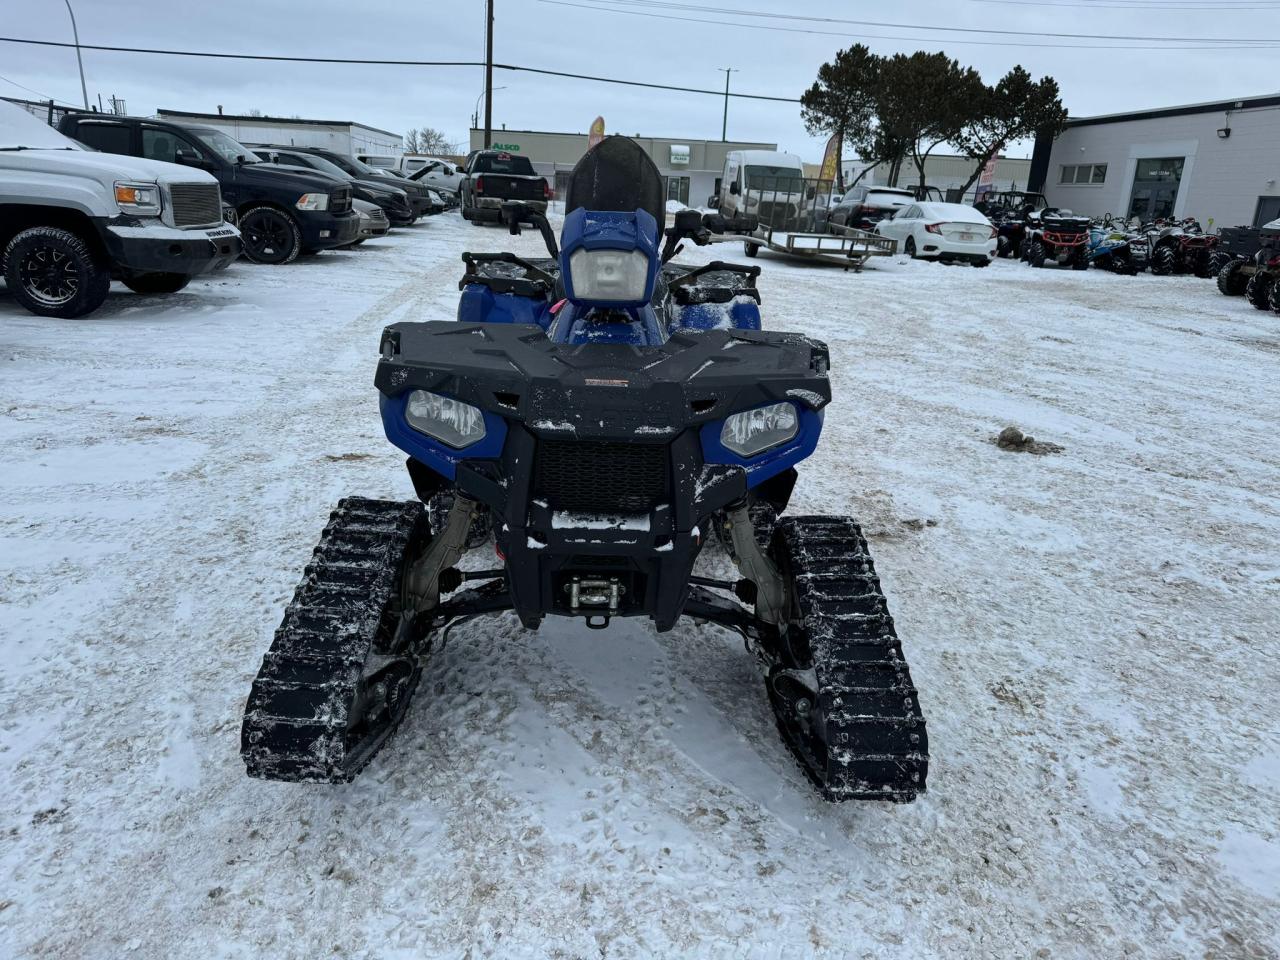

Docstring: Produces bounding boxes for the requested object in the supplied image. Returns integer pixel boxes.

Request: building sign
[588,116,605,150]
[669,144,690,166]
[491,142,520,151]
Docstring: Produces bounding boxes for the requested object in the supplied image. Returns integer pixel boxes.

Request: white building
[155,109,403,156]
[1030,93,1280,228]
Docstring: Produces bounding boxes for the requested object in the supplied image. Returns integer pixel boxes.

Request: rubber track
[772,516,928,802]
[241,497,423,782]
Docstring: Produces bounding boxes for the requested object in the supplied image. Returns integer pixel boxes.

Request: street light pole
[483,0,494,148]
[718,67,737,142]
[64,0,89,109]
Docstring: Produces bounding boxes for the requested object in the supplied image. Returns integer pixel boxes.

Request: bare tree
[415,127,454,155]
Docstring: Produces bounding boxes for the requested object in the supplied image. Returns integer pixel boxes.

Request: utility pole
[719,68,737,142]
[64,0,89,109]
[483,0,494,148]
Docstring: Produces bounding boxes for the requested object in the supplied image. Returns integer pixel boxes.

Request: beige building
[843,153,1033,198]
[469,128,776,207]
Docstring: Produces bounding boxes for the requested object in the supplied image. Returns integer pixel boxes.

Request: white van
[715,150,807,223]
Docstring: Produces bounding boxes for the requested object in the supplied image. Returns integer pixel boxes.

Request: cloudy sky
[3,0,1279,159]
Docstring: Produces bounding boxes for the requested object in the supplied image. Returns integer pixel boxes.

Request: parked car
[458,150,551,223]
[829,186,914,231]
[57,113,357,264]
[1,101,240,318]
[346,199,390,246]
[290,148,435,221]
[874,201,997,266]
[251,147,414,226]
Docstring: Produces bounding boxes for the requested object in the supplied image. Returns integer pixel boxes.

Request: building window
[1060,163,1107,185]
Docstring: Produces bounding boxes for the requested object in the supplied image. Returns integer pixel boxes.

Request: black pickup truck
[458,150,550,223]
[58,114,359,264]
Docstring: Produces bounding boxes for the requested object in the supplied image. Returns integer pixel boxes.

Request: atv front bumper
[377,321,830,630]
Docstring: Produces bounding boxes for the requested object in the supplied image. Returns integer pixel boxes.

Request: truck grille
[168,183,222,227]
[330,187,352,214]
[532,439,670,514]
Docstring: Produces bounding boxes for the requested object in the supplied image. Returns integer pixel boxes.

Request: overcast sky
[3,0,1279,160]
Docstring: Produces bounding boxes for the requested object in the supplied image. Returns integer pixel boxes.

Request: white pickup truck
[1,101,241,318]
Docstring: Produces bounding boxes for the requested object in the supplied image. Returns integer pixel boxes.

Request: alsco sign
[491,142,520,151]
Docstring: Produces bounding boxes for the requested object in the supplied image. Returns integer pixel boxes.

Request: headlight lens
[720,402,798,458]
[114,181,162,215]
[295,193,330,211]
[405,390,486,448]
[568,248,651,303]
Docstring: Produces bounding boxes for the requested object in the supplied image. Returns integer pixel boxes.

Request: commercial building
[156,109,403,156]
[468,128,777,207]
[839,152,1029,198]
[1030,93,1280,228]
[839,153,1032,198]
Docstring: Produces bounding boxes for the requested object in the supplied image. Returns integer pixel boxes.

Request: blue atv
[1086,218,1147,275]
[240,137,928,802]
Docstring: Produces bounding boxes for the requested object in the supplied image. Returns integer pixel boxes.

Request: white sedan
[874,201,997,267]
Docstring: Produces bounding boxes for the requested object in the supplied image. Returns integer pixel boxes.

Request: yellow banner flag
[588,116,606,150]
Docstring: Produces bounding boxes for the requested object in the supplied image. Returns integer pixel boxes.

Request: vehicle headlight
[568,248,651,303]
[721,402,798,458]
[295,193,330,211]
[114,181,162,216]
[405,390,486,448]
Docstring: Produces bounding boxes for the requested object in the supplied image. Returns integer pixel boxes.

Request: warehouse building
[468,128,777,207]
[840,153,1032,197]
[156,109,403,156]
[1030,93,1280,228]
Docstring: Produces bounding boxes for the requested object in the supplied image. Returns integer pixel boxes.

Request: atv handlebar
[660,210,760,263]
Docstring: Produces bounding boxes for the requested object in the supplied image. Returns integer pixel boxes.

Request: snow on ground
[1,215,1278,960]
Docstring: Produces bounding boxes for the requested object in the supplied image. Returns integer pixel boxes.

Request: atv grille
[532,439,670,514]
[168,182,222,227]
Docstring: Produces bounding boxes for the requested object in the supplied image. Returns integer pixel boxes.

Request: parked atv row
[1214,218,1280,314]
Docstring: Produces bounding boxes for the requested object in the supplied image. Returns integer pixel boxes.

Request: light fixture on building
[1217,127,1231,139]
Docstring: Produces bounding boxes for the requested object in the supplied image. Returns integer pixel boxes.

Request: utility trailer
[740,222,896,271]
[721,174,896,270]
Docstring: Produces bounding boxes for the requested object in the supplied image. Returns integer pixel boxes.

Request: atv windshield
[473,154,535,175]
[564,136,665,226]
[745,165,804,192]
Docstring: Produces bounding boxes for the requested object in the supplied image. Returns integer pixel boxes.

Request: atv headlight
[114,181,162,216]
[568,248,650,303]
[405,390,486,448]
[721,402,798,458]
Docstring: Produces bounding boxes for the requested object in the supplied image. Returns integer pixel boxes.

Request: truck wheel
[122,273,191,295]
[3,226,111,319]
[238,206,302,264]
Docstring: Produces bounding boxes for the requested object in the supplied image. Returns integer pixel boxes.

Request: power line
[543,0,1280,49]
[565,0,1280,44]
[0,35,802,102]
[0,73,67,102]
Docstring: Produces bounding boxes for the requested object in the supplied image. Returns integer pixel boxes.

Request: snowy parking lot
[2,213,1278,959]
